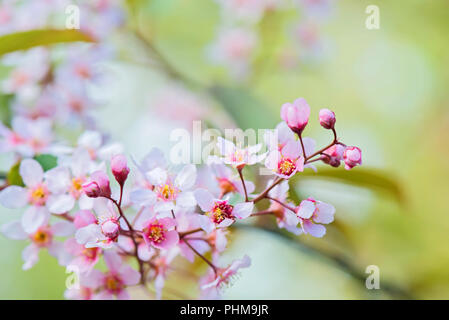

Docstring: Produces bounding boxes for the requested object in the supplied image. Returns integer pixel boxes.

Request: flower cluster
[0,0,124,158]
[0,95,361,299]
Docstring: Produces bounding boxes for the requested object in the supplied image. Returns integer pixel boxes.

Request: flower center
[145,223,166,244]
[218,178,235,195]
[29,185,48,206]
[82,247,100,261]
[70,177,85,198]
[104,274,123,294]
[278,158,296,176]
[156,183,178,201]
[209,201,234,224]
[32,228,52,247]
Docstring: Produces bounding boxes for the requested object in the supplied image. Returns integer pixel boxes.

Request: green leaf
[7,162,24,186]
[0,94,14,127]
[34,154,58,172]
[0,29,95,56]
[209,85,278,130]
[292,168,404,203]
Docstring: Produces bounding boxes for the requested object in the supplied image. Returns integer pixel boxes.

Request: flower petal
[0,186,28,208]
[1,220,27,240]
[20,159,43,187]
[297,200,315,219]
[21,206,49,233]
[51,221,75,237]
[44,166,71,193]
[233,202,254,219]
[175,164,197,191]
[47,194,75,214]
[194,189,214,212]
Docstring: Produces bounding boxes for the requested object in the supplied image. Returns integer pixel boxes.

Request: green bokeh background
[1,0,449,299]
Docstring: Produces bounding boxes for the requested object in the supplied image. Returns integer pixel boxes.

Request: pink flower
[111,154,129,185]
[322,144,345,167]
[1,220,74,270]
[86,251,140,300]
[0,159,70,233]
[280,98,311,135]
[319,108,336,129]
[64,238,102,273]
[209,137,266,169]
[130,163,197,213]
[141,217,179,250]
[211,163,255,197]
[265,138,305,178]
[194,188,254,233]
[44,149,97,211]
[296,197,335,238]
[201,255,251,291]
[343,146,362,170]
[75,199,121,249]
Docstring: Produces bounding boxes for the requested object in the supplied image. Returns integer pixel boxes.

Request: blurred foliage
[33,154,58,172]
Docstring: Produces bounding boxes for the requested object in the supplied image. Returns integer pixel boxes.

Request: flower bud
[319,108,336,129]
[111,154,129,186]
[280,98,310,135]
[86,170,111,198]
[343,146,362,170]
[322,144,345,167]
[101,219,120,240]
[82,181,101,198]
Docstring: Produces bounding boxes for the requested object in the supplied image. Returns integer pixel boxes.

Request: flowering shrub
[0,0,362,300]
[0,92,361,298]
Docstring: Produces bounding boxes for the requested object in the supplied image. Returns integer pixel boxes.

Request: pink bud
[343,146,362,170]
[111,154,129,186]
[319,108,336,129]
[101,219,120,240]
[82,181,101,198]
[86,170,111,198]
[322,144,345,167]
[280,98,310,135]
[74,210,97,229]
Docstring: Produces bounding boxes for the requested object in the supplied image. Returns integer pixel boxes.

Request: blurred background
[0,0,449,299]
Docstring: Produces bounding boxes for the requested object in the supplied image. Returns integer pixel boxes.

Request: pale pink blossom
[87,251,140,300]
[64,238,102,273]
[130,163,197,214]
[194,188,254,233]
[208,137,266,169]
[75,199,121,249]
[265,138,305,178]
[296,197,335,238]
[141,217,179,250]
[0,159,71,232]
[1,220,74,270]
